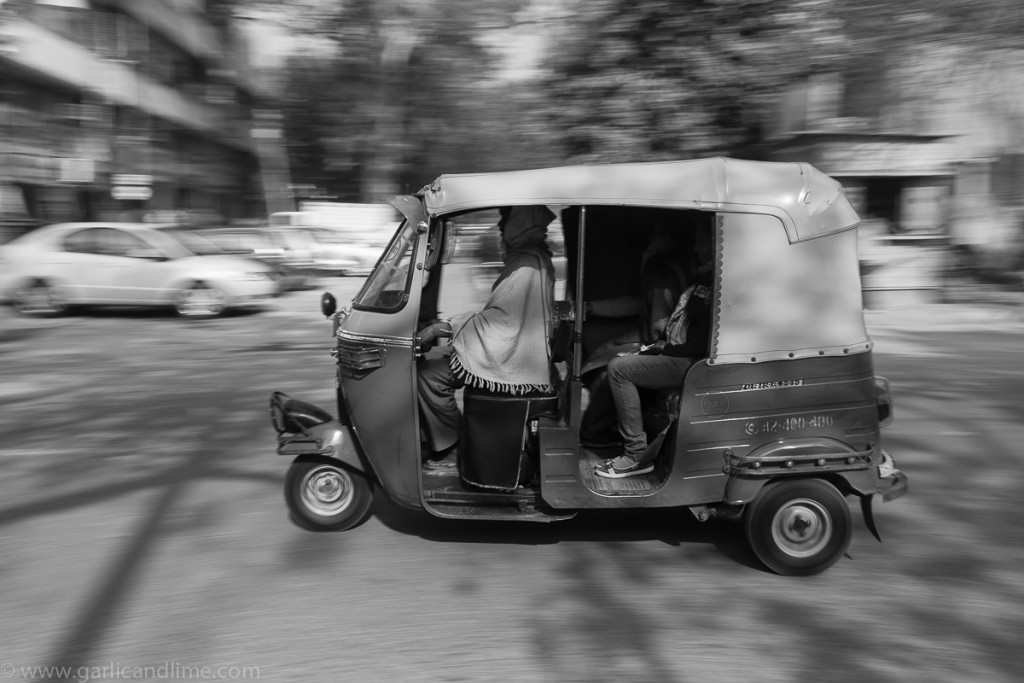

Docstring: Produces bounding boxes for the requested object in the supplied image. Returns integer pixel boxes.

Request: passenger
[580,222,693,447]
[595,223,715,479]
[416,205,556,471]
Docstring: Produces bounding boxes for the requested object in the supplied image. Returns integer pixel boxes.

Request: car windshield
[156,227,225,256]
[139,228,195,259]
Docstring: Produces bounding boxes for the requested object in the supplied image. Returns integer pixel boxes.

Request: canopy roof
[420,157,860,243]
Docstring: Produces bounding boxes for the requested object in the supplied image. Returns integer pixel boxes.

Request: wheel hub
[772,498,831,558]
[300,465,354,516]
[176,286,226,317]
[16,285,61,314]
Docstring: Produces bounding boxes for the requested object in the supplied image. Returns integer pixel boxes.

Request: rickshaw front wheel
[744,479,852,576]
[285,456,373,531]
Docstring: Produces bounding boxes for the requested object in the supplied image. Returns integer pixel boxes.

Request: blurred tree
[214,0,1024,196]
[534,0,851,162]
[836,0,1024,53]
[217,0,530,200]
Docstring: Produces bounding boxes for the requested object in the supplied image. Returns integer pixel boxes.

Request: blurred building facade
[0,0,270,241]
[761,53,1024,303]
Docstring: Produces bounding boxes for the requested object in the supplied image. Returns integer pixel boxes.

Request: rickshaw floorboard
[421,453,661,500]
[578,450,660,494]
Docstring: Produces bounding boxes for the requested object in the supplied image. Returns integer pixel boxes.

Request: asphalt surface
[0,280,1022,683]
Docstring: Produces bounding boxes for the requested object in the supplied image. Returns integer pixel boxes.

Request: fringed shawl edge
[450,353,554,396]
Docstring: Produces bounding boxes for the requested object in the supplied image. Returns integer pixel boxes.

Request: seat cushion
[460,390,532,490]
[464,386,559,417]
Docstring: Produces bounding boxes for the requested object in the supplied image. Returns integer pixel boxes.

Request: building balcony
[0,17,254,153]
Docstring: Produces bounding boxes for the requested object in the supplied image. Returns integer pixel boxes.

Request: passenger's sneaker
[595,456,654,479]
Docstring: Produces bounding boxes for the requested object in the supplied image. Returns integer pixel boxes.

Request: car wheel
[12,279,68,317]
[284,456,374,531]
[265,270,286,296]
[744,478,852,576]
[174,281,227,318]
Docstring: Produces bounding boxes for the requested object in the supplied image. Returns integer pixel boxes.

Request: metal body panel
[685,354,882,503]
[713,213,869,365]
[680,354,879,455]
[335,225,429,511]
[541,354,879,509]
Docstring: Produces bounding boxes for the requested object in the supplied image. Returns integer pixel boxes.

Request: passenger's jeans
[606,353,693,461]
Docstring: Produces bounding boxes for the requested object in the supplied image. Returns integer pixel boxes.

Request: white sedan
[0,222,279,318]
[302,226,385,277]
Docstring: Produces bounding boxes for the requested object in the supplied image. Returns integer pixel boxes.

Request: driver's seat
[459,388,558,491]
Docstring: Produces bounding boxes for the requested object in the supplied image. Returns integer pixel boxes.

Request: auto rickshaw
[269,157,908,576]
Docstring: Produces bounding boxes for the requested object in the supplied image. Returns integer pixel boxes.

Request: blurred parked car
[150,225,288,296]
[301,226,383,276]
[197,225,320,291]
[0,223,278,318]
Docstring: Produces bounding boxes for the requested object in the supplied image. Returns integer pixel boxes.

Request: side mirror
[320,292,337,317]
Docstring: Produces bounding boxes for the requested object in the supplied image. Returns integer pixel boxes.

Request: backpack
[664,283,697,346]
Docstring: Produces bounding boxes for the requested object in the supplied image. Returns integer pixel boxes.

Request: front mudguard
[269,392,369,478]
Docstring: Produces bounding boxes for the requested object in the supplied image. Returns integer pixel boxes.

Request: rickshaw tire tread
[284,456,374,532]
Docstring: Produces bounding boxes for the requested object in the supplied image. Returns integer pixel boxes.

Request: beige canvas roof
[420,157,860,243]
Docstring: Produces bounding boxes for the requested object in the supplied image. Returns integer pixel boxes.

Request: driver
[416,205,556,470]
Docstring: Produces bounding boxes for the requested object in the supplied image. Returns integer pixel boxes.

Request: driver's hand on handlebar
[418,320,452,343]
[416,320,453,353]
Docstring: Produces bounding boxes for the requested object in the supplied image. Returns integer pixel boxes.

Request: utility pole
[251,109,294,216]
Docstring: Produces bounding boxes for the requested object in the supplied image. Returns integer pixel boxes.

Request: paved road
[0,284,1022,683]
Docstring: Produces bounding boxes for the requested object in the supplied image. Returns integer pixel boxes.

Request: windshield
[140,228,195,259]
[157,227,225,256]
[353,220,416,311]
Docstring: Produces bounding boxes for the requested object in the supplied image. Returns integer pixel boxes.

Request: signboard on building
[111,173,153,201]
[817,140,955,177]
[111,174,153,186]
[112,185,153,201]
[770,134,956,178]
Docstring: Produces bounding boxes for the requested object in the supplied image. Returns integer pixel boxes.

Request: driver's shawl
[449,206,555,394]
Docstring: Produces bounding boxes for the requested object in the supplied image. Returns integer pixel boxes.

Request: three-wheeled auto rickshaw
[269,157,908,576]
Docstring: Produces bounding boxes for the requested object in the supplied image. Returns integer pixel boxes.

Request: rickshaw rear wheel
[744,478,852,576]
[285,456,374,531]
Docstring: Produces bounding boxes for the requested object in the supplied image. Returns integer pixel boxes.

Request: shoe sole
[595,463,654,479]
[423,463,457,471]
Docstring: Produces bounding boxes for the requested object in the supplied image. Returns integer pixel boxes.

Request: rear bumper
[878,469,909,502]
[876,449,908,502]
